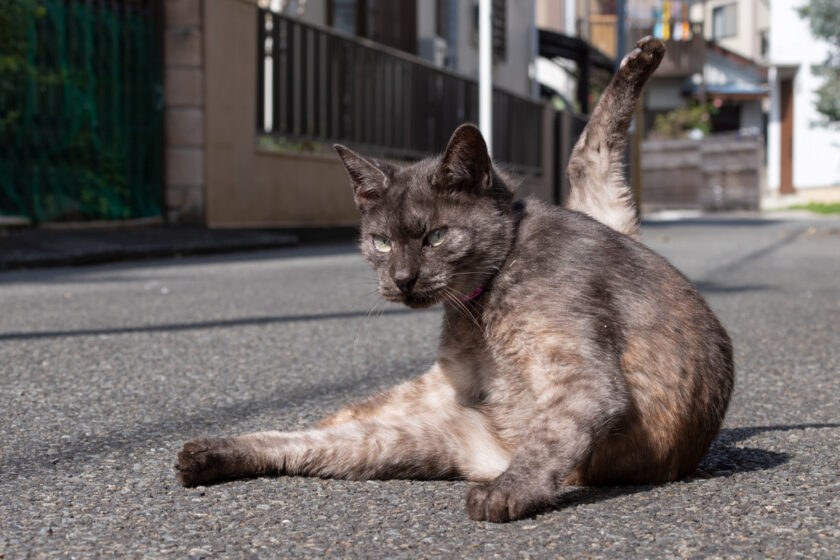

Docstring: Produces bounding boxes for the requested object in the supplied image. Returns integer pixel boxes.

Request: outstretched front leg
[176,365,512,486]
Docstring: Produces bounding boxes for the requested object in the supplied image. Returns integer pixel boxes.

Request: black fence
[257,9,543,175]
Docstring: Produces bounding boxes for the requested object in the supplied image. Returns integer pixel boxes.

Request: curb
[0,227,299,270]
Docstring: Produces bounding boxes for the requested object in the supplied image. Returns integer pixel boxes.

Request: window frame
[711,3,737,41]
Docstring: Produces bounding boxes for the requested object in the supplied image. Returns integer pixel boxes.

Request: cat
[175,37,734,523]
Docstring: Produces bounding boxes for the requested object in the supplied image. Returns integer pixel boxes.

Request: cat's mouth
[402,293,441,309]
[382,288,442,309]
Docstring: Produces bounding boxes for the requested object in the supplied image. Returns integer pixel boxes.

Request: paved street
[1,215,839,558]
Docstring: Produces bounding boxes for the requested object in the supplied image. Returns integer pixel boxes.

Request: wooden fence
[641,133,764,212]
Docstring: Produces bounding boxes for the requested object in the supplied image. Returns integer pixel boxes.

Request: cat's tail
[565,37,665,239]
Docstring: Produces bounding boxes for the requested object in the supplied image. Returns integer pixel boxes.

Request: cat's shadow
[548,422,836,513]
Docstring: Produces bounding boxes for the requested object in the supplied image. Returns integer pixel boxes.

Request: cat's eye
[372,235,392,253]
[427,228,447,247]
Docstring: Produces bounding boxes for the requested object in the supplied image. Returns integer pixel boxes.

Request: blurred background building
[1,0,838,229]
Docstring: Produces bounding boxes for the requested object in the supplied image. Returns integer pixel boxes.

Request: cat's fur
[176,37,734,523]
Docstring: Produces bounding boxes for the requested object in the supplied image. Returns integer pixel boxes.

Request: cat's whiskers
[440,286,485,334]
[446,267,501,300]
[351,297,388,377]
[443,280,489,314]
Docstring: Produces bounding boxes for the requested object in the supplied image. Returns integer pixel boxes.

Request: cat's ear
[433,124,492,194]
[334,145,390,212]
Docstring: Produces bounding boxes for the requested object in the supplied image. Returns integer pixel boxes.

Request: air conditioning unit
[419,36,449,68]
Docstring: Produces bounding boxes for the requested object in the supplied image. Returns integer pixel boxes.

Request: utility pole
[479,0,493,156]
[565,0,576,36]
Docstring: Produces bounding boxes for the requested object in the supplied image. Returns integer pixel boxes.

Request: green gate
[0,0,162,223]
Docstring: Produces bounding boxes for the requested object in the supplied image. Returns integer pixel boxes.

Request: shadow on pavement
[698,228,804,281]
[695,281,779,294]
[540,423,839,518]
[0,350,425,483]
[0,306,439,341]
[695,423,840,477]
[642,217,785,228]
[0,243,362,284]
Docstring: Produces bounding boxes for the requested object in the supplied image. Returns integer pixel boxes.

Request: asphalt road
[1,215,839,558]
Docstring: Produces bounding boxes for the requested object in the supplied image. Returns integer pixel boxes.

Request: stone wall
[163,0,205,223]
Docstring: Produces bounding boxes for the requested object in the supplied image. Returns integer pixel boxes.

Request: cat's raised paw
[465,480,548,523]
[175,437,238,487]
[619,36,665,73]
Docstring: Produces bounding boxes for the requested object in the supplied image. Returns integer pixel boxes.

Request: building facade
[162,0,554,226]
[692,0,769,63]
[766,0,840,193]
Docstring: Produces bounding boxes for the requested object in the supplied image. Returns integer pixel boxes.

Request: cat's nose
[393,271,418,294]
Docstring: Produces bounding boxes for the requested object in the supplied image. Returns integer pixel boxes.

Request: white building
[767,0,840,193]
[693,0,769,63]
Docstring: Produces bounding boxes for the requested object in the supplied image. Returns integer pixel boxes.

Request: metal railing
[257,9,543,175]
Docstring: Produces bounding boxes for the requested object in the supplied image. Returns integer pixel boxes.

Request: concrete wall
[516,103,556,204]
[163,0,206,224]
[203,0,358,227]
[536,0,566,35]
[453,0,538,98]
[767,0,840,191]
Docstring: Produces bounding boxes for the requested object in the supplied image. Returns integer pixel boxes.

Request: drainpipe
[565,0,576,36]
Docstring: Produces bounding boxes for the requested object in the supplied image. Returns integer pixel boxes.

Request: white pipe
[479,0,493,156]
[565,0,576,36]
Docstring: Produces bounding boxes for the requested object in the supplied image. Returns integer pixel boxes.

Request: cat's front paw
[175,437,238,487]
[465,479,551,523]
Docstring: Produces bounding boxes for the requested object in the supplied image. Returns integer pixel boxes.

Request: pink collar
[457,203,520,304]
[462,286,484,301]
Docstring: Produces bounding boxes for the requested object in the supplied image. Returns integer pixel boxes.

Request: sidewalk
[0,225,300,270]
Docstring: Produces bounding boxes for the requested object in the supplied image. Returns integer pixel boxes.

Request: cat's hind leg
[565,37,665,239]
[465,332,630,522]
[176,365,511,487]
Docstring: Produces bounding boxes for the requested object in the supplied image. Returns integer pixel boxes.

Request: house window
[711,3,736,40]
[331,0,357,35]
[492,0,507,61]
[436,0,446,37]
[759,29,769,59]
[327,0,417,54]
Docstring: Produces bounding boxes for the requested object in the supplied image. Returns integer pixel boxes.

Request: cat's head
[335,124,515,309]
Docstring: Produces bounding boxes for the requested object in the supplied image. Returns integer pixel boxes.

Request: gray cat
[176,37,734,523]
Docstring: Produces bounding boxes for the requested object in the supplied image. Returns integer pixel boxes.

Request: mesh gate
[0,0,162,223]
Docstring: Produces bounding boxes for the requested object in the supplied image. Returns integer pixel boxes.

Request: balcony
[629,22,706,77]
[583,16,706,78]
